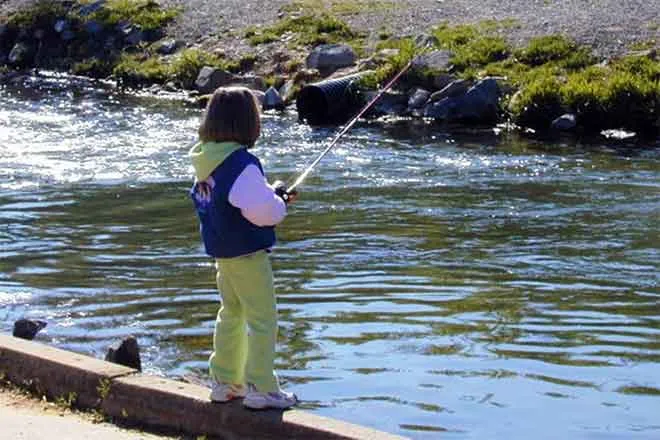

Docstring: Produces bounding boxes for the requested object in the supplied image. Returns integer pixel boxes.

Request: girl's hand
[273,181,298,204]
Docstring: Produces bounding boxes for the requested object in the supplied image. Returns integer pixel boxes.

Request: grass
[7,0,67,28]
[85,0,180,31]
[282,0,397,16]
[509,53,659,132]
[8,0,179,32]
[112,53,170,86]
[360,37,419,88]
[245,13,360,47]
[112,48,241,88]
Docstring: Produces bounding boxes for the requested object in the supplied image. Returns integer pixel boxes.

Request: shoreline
[0,1,658,139]
[0,333,406,439]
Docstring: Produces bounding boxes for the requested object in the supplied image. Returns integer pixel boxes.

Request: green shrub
[516,35,576,66]
[432,23,509,73]
[510,76,564,129]
[8,0,67,28]
[112,53,169,87]
[247,13,357,47]
[72,58,114,78]
[360,38,417,88]
[169,49,226,88]
[88,0,179,31]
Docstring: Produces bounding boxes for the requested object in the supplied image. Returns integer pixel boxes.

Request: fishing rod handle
[274,182,298,204]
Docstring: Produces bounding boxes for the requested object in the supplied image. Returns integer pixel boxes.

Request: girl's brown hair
[198,86,261,147]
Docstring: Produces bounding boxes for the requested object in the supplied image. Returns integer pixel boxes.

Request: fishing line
[284,44,433,194]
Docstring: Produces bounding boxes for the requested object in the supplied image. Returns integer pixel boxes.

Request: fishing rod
[282,58,417,197]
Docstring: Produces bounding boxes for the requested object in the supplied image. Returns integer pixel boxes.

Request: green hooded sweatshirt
[189,141,245,181]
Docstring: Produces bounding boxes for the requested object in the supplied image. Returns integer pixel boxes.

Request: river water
[1,72,659,439]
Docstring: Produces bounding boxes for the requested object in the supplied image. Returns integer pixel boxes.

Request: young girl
[189,86,298,409]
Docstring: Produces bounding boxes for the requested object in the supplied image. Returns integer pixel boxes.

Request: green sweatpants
[209,250,280,392]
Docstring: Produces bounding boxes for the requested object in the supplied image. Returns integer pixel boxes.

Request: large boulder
[194,66,236,94]
[412,49,452,72]
[363,91,409,118]
[306,44,356,76]
[430,79,471,102]
[424,77,501,124]
[451,77,501,123]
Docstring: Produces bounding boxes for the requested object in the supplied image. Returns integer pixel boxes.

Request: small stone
[105,336,141,371]
[408,88,431,110]
[262,86,285,110]
[551,113,577,131]
[157,39,179,55]
[13,319,47,340]
[54,19,68,33]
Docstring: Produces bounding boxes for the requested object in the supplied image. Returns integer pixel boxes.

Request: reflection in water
[1,72,659,439]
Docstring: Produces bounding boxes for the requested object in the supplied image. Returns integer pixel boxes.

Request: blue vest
[190,149,276,258]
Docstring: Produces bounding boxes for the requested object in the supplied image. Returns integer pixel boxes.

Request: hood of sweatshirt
[189,141,244,181]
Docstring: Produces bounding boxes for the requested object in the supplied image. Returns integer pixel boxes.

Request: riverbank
[0,0,658,139]
[0,334,406,439]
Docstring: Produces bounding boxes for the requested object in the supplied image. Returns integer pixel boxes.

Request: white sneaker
[209,382,247,402]
[243,384,298,409]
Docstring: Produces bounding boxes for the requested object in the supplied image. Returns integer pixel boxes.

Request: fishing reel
[273,181,298,204]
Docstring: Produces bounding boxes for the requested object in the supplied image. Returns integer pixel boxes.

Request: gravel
[1,0,658,58]
[159,0,659,58]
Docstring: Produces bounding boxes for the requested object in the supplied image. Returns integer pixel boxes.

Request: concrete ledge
[0,334,136,408]
[0,335,406,439]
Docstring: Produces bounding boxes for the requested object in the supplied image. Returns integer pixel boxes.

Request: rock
[54,19,68,33]
[157,39,179,55]
[163,81,178,92]
[430,79,470,102]
[306,44,356,76]
[424,97,455,120]
[364,91,409,118]
[452,77,501,123]
[414,33,440,49]
[432,74,455,91]
[551,113,577,131]
[278,79,296,103]
[85,20,103,35]
[194,66,236,94]
[412,49,452,72]
[0,24,13,60]
[408,88,430,110]
[120,24,145,46]
[424,78,501,124]
[231,74,266,91]
[293,68,321,84]
[13,319,47,340]
[251,90,265,106]
[8,42,35,67]
[61,30,76,41]
[105,336,141,371]
[79,0,106,17]
[262,86,285,110]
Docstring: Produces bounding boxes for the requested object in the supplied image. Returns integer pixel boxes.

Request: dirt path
[0,386,177,440]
